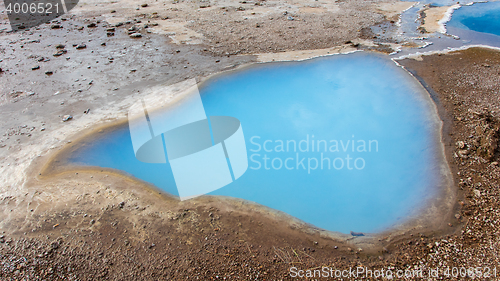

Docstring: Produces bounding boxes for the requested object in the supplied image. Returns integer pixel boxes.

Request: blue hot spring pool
[447,2,500,47]
[67,52,447,234]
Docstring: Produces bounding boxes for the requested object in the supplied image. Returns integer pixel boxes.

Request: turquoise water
[448,2,500,37]
[68,52,443,234]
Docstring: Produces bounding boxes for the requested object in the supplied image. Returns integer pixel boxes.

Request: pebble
[53,50,67,56]
[32,65,40,70]
[62,115,73,122]
[76,44,87,49]
[129,33,142,38]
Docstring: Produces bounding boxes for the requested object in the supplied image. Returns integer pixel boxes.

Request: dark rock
[45,71,53,75]
[87,23,97,28]
[51,24,62,29]
[76,44,87,49]
[53,50,67,56]
[141,3,148,7]
[55,44,65,49]
[32,65,40,70]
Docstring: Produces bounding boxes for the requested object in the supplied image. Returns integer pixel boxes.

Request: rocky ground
[1,0,500,279]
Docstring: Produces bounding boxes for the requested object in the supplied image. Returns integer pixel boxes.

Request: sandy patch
[150,21,204,45]
[421,4,460,34]
[256,44,358,62]
[374,1,417,21]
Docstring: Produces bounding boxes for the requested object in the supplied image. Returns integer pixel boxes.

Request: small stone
[55,44,65,49]
[111,10,116,13]
[76,44,87,49]
[32,65,40,70]
[473,189,481,197]
[491,162,498,166]
[129,33,142,38]
[52,224,59,228]
[62,115,73,122]
[455,214,461,219]
[458,149,469,158]
[51,24,62,29]
[90,219,95,224]
[119,201,125,208]
[40,128,45,131]
[456,141,465,149]
[53,50,67,57]
[141,3,148,7]
[101,42,106,46]
[45,71,53,75]
[87,23,97,28]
